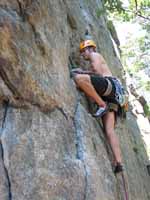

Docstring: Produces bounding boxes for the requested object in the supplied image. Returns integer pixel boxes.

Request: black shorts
[90,74,117,104]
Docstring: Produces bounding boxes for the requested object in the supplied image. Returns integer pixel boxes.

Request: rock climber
[72,39,124,173]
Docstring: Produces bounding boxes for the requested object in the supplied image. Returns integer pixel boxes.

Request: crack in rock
[73,99,89,200]
[0,101,12,200]
[0,141,12,200]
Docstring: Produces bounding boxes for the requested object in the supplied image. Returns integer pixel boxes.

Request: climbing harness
[110,77,127,106]
[111,77,129,118]
[103,78,112,96]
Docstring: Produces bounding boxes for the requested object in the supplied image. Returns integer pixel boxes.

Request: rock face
[0,1,150,200]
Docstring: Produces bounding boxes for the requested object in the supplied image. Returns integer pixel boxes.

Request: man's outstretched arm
[71,68,96,76]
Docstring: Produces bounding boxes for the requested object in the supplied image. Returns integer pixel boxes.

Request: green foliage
[134,62,146,72]
[140,81,150,91]
[96,8,105,17]
[138,80,150,97]
[96,0,125,18]
[102,0,150,23]
[144,81,150,91]
[102,0,124,13]
[122,31,150,75]
[143,104,150,117]
[133,143,146,154]
[133,146,139,154]
[121,12,131,21]
[129,0,150,17]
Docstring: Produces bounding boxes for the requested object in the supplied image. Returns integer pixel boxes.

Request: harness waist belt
[103,78,112,96]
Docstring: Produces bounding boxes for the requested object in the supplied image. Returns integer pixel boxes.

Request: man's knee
[74,74,90,85]
[105,127,114,138]
[103,112,115,135]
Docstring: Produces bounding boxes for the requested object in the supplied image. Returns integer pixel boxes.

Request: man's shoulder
[91,52,102,59]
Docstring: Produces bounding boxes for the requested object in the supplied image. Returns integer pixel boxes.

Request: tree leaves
[102,0,150,22]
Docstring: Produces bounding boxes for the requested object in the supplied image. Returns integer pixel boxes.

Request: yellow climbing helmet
[79,40,96,52]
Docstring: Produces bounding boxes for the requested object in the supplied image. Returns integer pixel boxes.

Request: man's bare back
[89,52,112,77]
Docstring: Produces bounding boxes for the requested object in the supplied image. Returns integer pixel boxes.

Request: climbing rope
[116,172,129,200]
[121,172,129,200]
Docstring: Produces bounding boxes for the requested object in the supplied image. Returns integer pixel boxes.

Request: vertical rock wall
[0,0,150,199]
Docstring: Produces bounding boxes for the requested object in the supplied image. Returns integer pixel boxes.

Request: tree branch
[122,8,150,22]
[136,12,150,22]
[134,0,138,11]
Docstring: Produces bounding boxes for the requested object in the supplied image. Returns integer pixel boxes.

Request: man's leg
[74,74,106,107]
[102,112,122,164]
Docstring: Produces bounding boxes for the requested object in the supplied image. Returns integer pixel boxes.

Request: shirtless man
[72,39,123,173]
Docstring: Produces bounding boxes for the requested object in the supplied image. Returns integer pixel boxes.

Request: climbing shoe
[114,163,123,174]
[93,105,108,117]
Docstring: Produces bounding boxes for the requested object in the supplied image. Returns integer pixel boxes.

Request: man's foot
[93,105,108,117]
[114,163,123,174]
